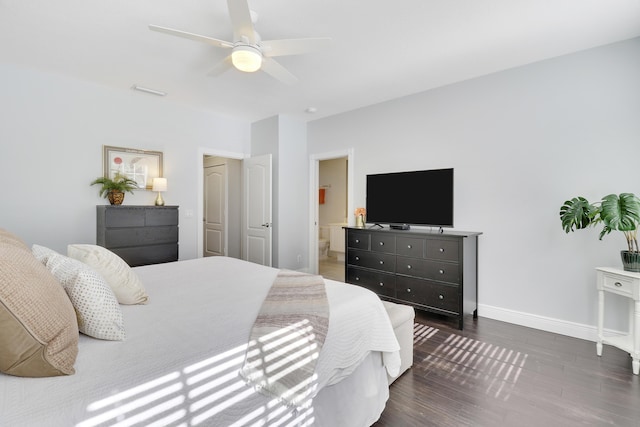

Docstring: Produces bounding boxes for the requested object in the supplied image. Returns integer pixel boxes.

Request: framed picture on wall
[103,145,163,190]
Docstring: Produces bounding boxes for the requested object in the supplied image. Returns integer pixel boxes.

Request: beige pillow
[33,246,125,341]
[67,244,148,305]
[0,229,78,377]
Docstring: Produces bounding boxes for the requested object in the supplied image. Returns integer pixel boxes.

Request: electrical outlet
[297,254,302,264]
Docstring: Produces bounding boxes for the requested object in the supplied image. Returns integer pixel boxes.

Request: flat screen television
[366,168,454,229]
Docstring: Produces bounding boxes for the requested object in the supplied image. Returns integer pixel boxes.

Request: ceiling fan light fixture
[231,45,262,72]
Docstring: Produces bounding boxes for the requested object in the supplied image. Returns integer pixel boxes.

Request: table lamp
[152,177,167,206]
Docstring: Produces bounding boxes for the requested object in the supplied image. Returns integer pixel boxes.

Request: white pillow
[32,243,60,264]
[67,244,148,305]
[33,248,125,341]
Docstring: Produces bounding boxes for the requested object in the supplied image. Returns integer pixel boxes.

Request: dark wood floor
[374,310,640,427]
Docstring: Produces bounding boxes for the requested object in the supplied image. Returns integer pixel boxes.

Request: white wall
[278,116,309,270]
[251,115,309,270]
[0,63,250,259]
[307,37,640,337]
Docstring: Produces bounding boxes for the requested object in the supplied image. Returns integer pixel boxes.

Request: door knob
[261,223,272,228]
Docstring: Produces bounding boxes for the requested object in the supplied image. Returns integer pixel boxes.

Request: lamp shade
[231,45,262,72]
[152,177,167,192]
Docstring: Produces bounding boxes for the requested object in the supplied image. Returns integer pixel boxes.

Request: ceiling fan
[149,0,331,84]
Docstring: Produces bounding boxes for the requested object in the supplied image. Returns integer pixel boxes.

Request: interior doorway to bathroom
[318,157,348,281]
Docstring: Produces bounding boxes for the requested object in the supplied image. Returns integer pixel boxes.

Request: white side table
[596,267,640,375]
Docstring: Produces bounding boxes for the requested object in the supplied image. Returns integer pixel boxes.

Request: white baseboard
[477,303,614,342]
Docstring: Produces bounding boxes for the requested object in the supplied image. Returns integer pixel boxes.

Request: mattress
[0,256,400,426]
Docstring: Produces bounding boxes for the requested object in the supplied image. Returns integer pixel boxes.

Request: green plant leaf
[601,193,640,232]
[559,197,596,233]
[90,173,139,198]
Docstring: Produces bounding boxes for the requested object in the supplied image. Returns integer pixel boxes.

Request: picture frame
[103,145,163,190]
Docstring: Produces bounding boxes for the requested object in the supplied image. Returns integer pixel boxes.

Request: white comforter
[0,256,399,427]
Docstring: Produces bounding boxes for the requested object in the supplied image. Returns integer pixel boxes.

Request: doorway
[318,158,348,281]
[309,149,354,278]
[203,156,242,259]
[199,151,273,266]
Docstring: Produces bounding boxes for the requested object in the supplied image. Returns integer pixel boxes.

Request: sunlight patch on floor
[420,331,528,401]
[414,322,439,345]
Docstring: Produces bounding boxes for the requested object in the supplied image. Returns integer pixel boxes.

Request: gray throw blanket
[239,270,329,408]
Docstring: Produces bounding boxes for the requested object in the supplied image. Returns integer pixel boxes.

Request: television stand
[389,224,410,230]
[344,226,482,330]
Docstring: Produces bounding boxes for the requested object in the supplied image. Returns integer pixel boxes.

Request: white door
[204,162,225,257]
[242,154,272,266]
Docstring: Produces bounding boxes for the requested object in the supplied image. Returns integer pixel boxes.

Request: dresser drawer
[396,256,460,284]
[396,237,425,258]
[371,234,396,253]
[347,249,395,273]
[102,206,178,227]
[601,272,635,298]
[347,267,395,298]
[104,225,178,248]
[104,206,146,227]
[347,231,370,250]
[426,239,460,262]
[145,208,179,226]
[111,243,178,267]
[396,276,460,314]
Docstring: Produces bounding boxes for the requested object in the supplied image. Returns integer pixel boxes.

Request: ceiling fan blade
[227,0,256,44]
[261,37,332,57]
[149,25,234,49]
[260,57,298,85]
[207,55,234,76]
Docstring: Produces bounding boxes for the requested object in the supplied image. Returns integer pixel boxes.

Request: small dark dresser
[96,205,179,266]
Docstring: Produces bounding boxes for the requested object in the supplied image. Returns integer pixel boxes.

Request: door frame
[197,147,245,259]
[308,148,355,274]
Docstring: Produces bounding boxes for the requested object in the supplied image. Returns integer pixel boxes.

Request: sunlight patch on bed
[421,332,528,401]
[76,335,317,427]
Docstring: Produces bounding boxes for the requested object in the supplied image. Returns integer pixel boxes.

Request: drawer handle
[407,244,412,249]
[355,239,360,243]
[439,269,444,274]
[407,265,412,269]
[439,248,445,253]
[614,281,623,287]
[379,242,384,246]
[355,276,360,281]
[439,294,444,300]
[379,282,384,287]
[407,288,411,293]
[355,256,360,261]
[379,260,384,265]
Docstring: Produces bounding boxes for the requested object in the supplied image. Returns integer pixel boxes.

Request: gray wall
[307,37,640,337]
[0,63,250,259]
[251,116,309,270]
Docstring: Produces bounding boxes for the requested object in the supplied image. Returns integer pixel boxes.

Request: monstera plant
[560,193,640,272]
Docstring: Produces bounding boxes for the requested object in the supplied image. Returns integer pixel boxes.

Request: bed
[0,231,401,427]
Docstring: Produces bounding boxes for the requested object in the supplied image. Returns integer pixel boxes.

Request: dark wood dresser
[344,226,481,329]
[96,205,179,266]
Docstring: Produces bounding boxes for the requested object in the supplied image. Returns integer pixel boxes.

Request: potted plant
[90,173,139,205]
[560,193,640,272]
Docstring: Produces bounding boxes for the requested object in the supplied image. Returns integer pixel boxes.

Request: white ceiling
[2,0,640,122]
